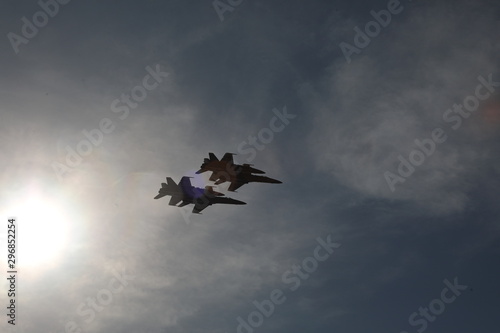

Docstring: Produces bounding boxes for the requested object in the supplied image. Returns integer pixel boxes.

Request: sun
[5,190,73,269]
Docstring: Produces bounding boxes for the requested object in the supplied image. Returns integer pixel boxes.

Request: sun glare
[7,191,73,269]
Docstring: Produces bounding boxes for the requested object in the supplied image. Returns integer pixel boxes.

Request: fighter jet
[196,152,282,192]
[154,176,246,214]
[196,152,265,181]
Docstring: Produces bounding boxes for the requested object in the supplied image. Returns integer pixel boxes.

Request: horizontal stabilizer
[154,193,167,199]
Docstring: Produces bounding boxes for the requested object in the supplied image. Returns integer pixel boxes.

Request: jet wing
[227,180,246,192]
[168,195,183,206]
[154,193,167,199]
[178,200,190,207]
[193,200,210,214]
[209,172,220,182]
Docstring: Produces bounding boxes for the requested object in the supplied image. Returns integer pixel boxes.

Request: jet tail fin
[221,153,235,163]
[208,153,219,161]
[179,176,193,188]
[166,177,177,187]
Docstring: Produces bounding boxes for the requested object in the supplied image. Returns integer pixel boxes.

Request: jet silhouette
[196,152,282,192]
[154,176,246,214]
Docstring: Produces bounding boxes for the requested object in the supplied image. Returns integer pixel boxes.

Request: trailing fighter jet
[196,152,282,192]
[196,152,265,181]
[154,176,246,214]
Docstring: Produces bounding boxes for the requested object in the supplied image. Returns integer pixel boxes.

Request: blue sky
[0,0,499,332]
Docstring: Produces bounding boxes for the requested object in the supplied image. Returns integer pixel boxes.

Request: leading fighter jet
[154,176,246,214]
[196,152,282,192]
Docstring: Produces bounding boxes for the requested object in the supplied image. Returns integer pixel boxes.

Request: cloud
[308,0,500,215]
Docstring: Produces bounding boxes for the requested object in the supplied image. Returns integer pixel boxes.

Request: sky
[0,0,499,332]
